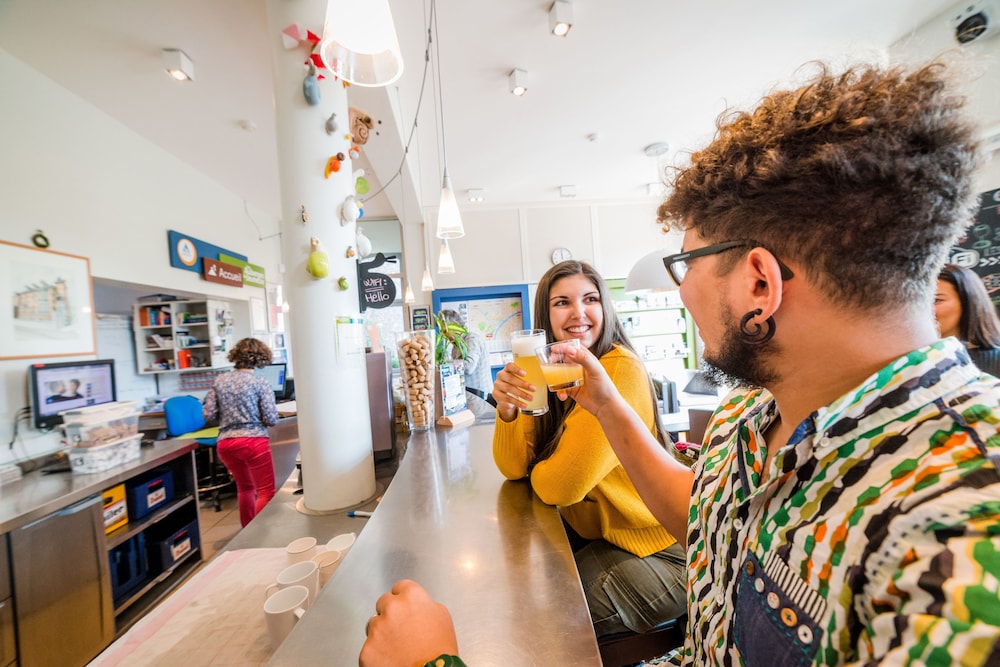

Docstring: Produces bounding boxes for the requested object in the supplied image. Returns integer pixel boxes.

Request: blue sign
[168,230,247,274]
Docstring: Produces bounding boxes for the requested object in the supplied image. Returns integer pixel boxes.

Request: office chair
[686,408,714,446]
[163,395,230,512]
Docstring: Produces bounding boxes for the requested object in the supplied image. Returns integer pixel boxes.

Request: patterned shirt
[202,369,279,439]
[681,339,1000,666]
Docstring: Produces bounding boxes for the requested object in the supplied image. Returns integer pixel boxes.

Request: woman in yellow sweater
[491,260,687,638]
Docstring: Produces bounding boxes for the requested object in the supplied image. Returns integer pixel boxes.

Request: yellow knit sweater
[492,344,677,558]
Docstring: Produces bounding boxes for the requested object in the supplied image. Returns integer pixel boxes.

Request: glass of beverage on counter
[510,329,549,415]
[536,339,584,390]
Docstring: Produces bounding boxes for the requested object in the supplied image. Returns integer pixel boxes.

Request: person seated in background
[437,309,494,405]
[360,59,1000,667]
[934,263,1000,376]
[491,260,688,639]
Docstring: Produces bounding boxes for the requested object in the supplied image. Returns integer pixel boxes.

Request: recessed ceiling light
[467,188,486,202]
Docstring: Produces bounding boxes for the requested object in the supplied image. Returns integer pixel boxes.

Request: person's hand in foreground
[359,579,459,667]
[491,360,536,421]
[557,342,621,416]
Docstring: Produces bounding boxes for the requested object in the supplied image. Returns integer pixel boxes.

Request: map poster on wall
[948,187,1000,308]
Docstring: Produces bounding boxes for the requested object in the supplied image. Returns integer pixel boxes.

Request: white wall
[0,48,284,464]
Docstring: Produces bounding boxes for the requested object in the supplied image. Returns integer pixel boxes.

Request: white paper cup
[286,536,317,565]
[266,560,320,609]
[264,584,309,648]
[326,532,356,554]
[312,549,343,587]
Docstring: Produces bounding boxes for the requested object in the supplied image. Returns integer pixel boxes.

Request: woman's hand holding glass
[491,360,538,422]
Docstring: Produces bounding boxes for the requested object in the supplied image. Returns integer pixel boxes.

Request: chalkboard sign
[356,253,398,312]
[948,187,1000,309]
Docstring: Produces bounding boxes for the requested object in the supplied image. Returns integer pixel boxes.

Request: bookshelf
[607,279,698,376]
[132,299,234,374]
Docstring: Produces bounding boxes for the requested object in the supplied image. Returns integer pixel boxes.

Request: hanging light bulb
[432,2,465,239]
[438,239,456,274]
[404,281,415,303]
[436,169,464,239]
[421,267,434,291]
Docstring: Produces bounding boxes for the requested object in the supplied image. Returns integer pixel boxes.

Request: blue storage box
[109,533,147,602]
[126,469,175,520]
[146,518,199,574]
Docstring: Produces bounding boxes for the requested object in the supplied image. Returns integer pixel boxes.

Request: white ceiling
[0,0,961,225]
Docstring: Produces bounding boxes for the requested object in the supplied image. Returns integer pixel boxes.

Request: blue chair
[163,396,230,512]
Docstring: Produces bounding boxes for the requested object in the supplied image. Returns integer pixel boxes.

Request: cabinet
[133,299,233,374]
[607,279,698,375]
[105,451,202,634]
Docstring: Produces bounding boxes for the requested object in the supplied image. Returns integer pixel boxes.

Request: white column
[266,0,375,510]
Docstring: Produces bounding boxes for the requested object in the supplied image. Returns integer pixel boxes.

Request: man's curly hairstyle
[228,337,273,369]
[657,61,981,310]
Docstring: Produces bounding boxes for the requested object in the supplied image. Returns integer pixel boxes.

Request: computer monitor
[254,363,287,399]
[28,359,117,430]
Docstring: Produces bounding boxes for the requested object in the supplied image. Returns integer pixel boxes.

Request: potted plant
[434,312,469,365]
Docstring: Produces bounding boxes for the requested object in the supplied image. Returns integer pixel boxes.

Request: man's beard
[701,305,779,390]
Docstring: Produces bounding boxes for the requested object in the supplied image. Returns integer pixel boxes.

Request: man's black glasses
[662,241,794,286]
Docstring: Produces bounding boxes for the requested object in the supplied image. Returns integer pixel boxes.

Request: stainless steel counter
[0,440,197,534]
[266,423,603,666]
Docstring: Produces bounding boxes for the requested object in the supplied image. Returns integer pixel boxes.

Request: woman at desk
[491,260,687,637]
[202,337,279,526]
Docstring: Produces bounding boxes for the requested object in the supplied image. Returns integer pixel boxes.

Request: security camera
[951,0,1000,44]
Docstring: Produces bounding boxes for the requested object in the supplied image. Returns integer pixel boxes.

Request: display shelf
[105,495,195,550]
[607,278,698,372]
[133,299,233,374]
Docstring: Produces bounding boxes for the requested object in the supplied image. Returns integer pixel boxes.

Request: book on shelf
[146,334,173,349]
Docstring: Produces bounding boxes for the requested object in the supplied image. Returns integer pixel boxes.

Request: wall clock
[551,247,573,264]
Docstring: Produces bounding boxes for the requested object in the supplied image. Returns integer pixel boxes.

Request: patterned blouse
[202,369,279,439]
[679,338,1000,666]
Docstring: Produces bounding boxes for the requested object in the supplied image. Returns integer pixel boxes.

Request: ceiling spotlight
[467,188,486,202]
[549,0,573,37]
[559,185,578,198]
[162,48,194,82]
[509,68,528,96]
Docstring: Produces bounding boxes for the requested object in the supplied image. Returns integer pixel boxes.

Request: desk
[268,423,602,666]
[276,400,297,418]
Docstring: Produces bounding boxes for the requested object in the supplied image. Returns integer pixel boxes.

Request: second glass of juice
[510,329,549,415]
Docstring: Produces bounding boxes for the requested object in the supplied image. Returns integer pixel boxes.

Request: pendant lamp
[319,0,404,87]
[432,1,465,240]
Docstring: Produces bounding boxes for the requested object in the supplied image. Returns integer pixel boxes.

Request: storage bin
[61,400,140,447]
[109,533,147,602]
[68,434,142,474]
[102,483,128,534]
[126,469,175,520]
[146,518,199,574]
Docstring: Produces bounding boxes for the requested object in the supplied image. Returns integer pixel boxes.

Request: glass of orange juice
[536,339,584,390]
[509,329,549,415]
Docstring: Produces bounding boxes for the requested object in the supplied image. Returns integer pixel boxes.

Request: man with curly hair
[359,60,1000,667]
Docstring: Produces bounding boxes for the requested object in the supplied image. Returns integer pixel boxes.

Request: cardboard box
[102,483,128,534]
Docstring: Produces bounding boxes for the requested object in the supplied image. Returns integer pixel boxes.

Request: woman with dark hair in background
[203,337,279,526]
[491,260,687,638]
[935,264,1000,376]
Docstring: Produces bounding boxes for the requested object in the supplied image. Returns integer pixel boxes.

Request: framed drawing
[0,240,96,360]
[249,295,267,333]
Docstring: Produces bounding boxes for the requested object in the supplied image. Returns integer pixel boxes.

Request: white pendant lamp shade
[625,249,676,294]
[436,171,465,239]
[421,267,434,292]
[404,282,415,304]
[320,0,404,87]
[438,240,456,274]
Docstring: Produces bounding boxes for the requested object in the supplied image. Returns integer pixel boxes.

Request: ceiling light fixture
[162,49,194,82]
[626,249,677,294]
[319,0,404,86]
[559,185,578,198]
[438,240,456,274]
[467,188,486,202]
[548,0,573,37]
[432,0,465,241]
[421,267,434,291]
[404,281,415,303]
[508,68,528,96]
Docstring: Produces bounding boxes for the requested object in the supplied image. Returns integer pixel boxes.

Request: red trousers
[216,436,276,527]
